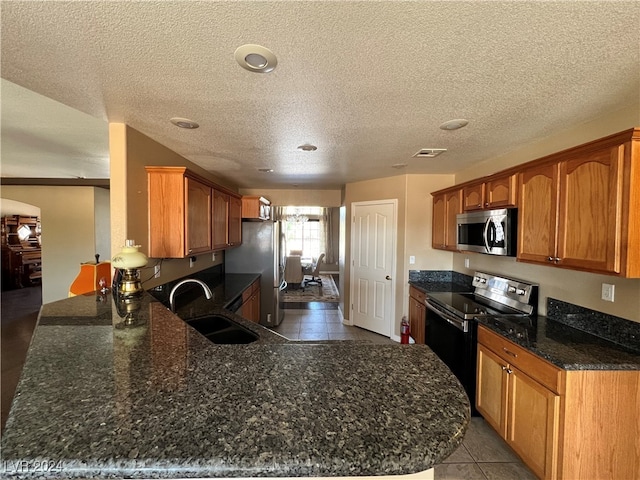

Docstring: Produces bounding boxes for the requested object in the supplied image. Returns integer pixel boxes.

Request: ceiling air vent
[413,148,447,158]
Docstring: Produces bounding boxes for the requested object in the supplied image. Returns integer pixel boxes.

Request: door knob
[385,275,391,280]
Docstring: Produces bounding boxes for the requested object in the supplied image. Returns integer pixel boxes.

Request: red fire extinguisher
[400,316,410,344]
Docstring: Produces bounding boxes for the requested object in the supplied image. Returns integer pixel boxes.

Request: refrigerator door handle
[279,280,287,291]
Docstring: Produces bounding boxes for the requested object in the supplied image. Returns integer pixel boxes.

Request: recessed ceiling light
[170,117,199,129]
[235,44,277,73]
[439,119,469,131]
[258,168,274,173]
[392,163,408,169]
[297,144,317,151]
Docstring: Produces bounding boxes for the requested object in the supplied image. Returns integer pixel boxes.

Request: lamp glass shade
[111,240,148,269]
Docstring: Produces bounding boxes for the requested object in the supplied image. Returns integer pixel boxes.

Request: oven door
[425,300,478,415]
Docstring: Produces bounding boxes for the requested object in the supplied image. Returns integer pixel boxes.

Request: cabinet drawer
[478,326,564,393]
[409,286,426,303]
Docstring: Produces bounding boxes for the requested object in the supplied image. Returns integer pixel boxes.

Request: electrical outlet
[154,265,161,279]
[190,256,196,268]
[409,255,415,265]
[212,252,216,261]
[464,258,470,268]
[601,283,615,302]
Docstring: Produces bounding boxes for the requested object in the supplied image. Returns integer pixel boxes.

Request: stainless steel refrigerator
[225,220,286,327]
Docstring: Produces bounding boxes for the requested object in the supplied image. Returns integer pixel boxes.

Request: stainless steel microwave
[457,208,517,256]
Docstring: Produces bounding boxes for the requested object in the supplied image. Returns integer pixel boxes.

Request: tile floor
[274,306,395,343]
[274,306,537,480]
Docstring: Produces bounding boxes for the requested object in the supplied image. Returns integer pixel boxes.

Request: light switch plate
[601,283,615,302]
[154,265,161,279]
[409,255,415,264]
[464,258,470,268]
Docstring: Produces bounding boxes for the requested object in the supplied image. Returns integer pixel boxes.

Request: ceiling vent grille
[413,148,447,158]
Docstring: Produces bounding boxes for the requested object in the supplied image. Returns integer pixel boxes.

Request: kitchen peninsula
[1,275,469,479]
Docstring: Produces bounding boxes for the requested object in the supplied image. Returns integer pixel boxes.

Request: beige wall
[456,105,640,183]
[342,174,459,336]
[239,188,342,207]
[109,124,228,289]
[445,106,640,323]
[2,186,99,304]
[94,187,111,261]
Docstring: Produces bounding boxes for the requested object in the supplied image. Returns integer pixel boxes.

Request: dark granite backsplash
[547,298,640,354]
[409,270,473,289]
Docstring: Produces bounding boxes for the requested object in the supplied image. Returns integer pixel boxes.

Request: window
[282,207,323,259]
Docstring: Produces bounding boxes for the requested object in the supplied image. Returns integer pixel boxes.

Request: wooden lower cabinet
[477,326,640,480]
[239,278,261,323]
[408,286,426,344]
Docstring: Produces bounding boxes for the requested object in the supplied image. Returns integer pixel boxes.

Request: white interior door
[350,200,396,337]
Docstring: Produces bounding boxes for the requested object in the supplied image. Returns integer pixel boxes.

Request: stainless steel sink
[185,314,259,344]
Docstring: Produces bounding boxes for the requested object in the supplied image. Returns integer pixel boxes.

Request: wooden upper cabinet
[432,193,446,249]
[463,174,517,211]
[556,146,624,274]
[432,188,462,251]
[147,166,243,258]
[185,177,213,255]
[517,162,559,264]
[462,182,485,211]
[212,189,230,250]
[242,196,271,220]
[228,195,242,247]
[486,173,517,209]
[518,139,635,276]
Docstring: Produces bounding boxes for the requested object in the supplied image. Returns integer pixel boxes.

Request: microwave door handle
[483,218,492,252]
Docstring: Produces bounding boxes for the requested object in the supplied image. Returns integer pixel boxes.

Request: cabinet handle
[547,256,554,262]
[485,202,489,207]
[554,257,561,263]
[506,368,513,374]
[502,347,518,358]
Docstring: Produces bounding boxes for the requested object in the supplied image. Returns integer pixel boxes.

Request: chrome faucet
[169,279,213,312]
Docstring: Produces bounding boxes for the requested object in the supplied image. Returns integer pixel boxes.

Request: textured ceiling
[1,1,639,188]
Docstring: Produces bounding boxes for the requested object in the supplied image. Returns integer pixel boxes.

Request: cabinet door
[476,344,508,437]
[556,145,624,274]
[517,163,559,264]
[408,296,425,344]
[506,366,560,480]
[251,287,261,323]
[212,190,230,250]
[228,196,242,247]
[444,189,462,250]
[432,193,446,249]
[463,183,485,211]
[185,177,212,255]
[486,174,517,208]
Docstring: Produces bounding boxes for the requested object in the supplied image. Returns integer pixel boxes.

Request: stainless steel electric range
[424,271,538,415]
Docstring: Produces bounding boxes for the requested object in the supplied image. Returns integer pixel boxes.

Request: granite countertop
[477,315,640,370]
[1,276,470,479]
